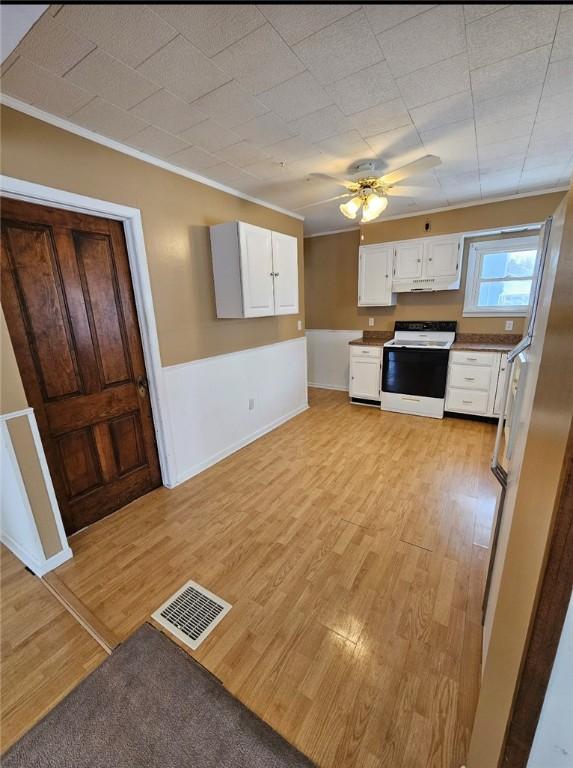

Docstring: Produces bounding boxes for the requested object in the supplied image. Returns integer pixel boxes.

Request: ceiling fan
[299,155,441,223]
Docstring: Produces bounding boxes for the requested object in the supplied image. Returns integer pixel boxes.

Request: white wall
[528,593,573,768]
[0,415,71,575]
[306,329,359,391]
[164,336,308,485]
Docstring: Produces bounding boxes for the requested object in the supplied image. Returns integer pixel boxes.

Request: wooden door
[358,245,394,306]
[1,198,161,534]
[238,222,274,317]
[271,231,298,315]
[393,241,423,280]
[424,236,459,278]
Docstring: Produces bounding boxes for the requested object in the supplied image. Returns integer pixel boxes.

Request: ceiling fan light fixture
[361,193,388,223]
[339,195,362,220]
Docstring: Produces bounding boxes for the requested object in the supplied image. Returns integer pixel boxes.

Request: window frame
[463,234,541,317]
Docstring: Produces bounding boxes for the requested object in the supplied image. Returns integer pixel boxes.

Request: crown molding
[0,94,305,222]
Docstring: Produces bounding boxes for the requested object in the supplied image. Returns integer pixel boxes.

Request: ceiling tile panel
[470,45,551,103]
[236,113,295,147]
[523,151,573,171]
[317,130,373,159]
[366,125,423,161]
[266,136,319,163]
[1,57,93,117]
[463,5,508,23]
[474,85,543,127]
[287,105,353,142]
[480,168,521,197]
[138,36,231,103]
[364,5,435,35]
[476,114,536,147]
[410,91,474,132]
[258,72,333,121]
[66,49,159,110]
[537,90,573,121]
[72,97,148,141]
[55,4,178,68]
[179,120,240,152]
[551,10,573,61]
[167,145,221,171]
[212,24,305,95]
[397,53,470,108]
[348,98,412,137]
[190,81,269,128]
[17,14,95,76]
[126,125,190,158]
[543,57,573,97]
[218,141,271,168]
[204,163,262,189]
[129,90,207,134]
[466,5,559,70]
[325,61,400,116]
[259,4,357,45]
[152,4,266,57]
[478,135,531,165]
[378,5,466,78]
[421,119,479,175]
[293,10,383,85]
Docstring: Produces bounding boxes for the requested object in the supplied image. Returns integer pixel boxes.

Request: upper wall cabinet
[392,234,462,292]
[210,222,298,318]
[358,244,396,307]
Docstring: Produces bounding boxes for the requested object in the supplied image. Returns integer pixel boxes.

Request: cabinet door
[393,241,424,280]
[424,237,460,278]
[271,231,298,315]
[493,353,508,416]
[239,223,274,317]
[350,357,381,399]
[358,245,395,305]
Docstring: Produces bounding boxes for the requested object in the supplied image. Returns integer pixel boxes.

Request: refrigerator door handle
[491,356,513,488]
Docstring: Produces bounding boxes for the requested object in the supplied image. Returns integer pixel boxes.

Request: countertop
[349,332,521,353]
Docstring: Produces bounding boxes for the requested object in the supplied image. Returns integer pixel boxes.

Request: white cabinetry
[446,350,508,417]
[393,234,461,292]
[349,345,382,403]
[358,245,396,306]
[210,221,298,318]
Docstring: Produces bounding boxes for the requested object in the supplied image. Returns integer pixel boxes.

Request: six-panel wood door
[1,198,161,534]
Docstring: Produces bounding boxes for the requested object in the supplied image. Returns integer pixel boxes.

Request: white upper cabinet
[358,244,396,306]
[424,236,460,279]
[239,223,274,317]
[392,234,462,292]
[393,241,424,280]
[271,231,299,315]
[210,222,299,318]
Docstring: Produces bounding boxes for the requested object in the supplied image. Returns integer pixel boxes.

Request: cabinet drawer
[350,345,382,359]
[449,364,492,391]
[450,350,495,367]
[446,388,489,414]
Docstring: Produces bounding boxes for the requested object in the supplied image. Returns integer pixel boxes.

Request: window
[463,234,541,316]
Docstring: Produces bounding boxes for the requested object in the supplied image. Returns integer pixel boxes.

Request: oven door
[382,347,450,398]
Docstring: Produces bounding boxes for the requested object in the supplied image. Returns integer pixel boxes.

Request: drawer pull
[466,356,477,361]
[361,350,370,353]
[462,400,473,404]
[464,377,475,381]
[401,396,420,402]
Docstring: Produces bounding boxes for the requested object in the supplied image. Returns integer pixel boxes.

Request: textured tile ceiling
[1,4,572,234]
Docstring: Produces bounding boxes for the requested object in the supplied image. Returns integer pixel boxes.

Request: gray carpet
[3,623,314,768]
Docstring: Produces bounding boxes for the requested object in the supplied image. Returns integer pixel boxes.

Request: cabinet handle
[401,396,420,402]
[462,400,473,404]
[464,377,475,381]
[466,357,477,361]
[275,272,279,277]
[428,257,433,261]
[361,350,369,354]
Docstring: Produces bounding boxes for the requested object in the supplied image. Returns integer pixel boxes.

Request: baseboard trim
[308,382,348,392]
[174,402,309,486]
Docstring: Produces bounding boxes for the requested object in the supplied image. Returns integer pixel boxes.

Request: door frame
[1,174,176,491]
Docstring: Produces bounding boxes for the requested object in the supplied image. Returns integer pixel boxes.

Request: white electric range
[381,321,456,418]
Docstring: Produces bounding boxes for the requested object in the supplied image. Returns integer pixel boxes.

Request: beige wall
[468,190,573,766]
[0,106,304,370]
[305,192,566,335]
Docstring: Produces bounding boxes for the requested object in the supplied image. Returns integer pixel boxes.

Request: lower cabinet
[349,345,382,403]
[445,350,508,417]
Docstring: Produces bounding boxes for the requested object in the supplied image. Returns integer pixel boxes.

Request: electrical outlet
[368,317,375,327]
[505,320,514,331]
[248,398,255,411]
[297,320,302,331]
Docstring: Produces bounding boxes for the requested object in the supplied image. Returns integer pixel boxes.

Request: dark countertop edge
[349,335,520,352]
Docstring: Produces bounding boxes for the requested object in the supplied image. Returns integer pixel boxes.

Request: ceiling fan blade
[296,193,351,211]
[380,155,441,185]
[307,172,356,189]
